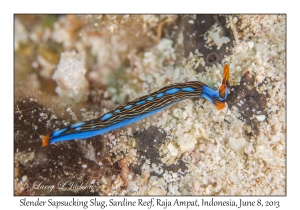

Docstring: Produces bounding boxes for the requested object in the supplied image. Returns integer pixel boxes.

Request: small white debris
[229,137,247,152]
[232,106,239,111]
[247,41,254,49]
[173,108,183,119]
[90,179,95,185]
[255,43,267,53]
[150,176,158,181]
[255,145,277,165]
[86,144,95,161]
[256,74,265,84]
[244,143,254,155]
[233,17,238,23]
[21,175,28,182]
[172,173,178,179]
[199,125,212,141]
[256,115,266,121]
[188,20,194,24]
[82,164,87,169]
[178,133,197,152]
[32,61,38,69]
[207,24,230,48]
[167,143,178,157]
[101,176,111,185]
[199,143,206,152]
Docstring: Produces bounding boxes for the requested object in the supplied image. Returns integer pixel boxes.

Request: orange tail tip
[222,64,230,86]
[215,101,226,110]
[42,134,50,147]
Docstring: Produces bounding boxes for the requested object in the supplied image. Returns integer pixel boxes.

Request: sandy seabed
[14,14,285,195]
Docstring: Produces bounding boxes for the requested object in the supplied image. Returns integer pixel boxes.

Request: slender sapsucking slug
[42,64,230,146]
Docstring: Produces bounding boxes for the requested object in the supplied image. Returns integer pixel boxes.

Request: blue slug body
[50,106,166,143]
[42,64,230,146]
[202,85,228,103]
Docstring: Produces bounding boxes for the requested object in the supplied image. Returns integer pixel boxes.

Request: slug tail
[42,134,51,147]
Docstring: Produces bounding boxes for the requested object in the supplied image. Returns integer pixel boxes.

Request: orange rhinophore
[219,84,227,99]
[222,63,230,86]
[219,64,230,99]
